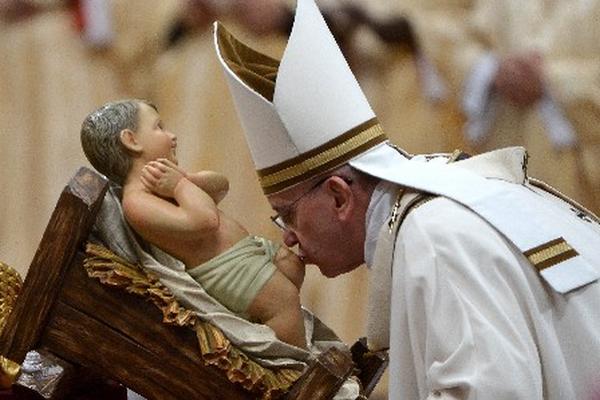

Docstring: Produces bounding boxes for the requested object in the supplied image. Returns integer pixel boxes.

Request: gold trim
[389,192,436,235]
[216,22,279,102]
[258,118,381,176]
[1,262,23,389]
[388,189,405,234]
[258,121,386,194]
[0,355,20,389]
[1,261,22,334]
[524,237,579,271]
[447,149,464,163]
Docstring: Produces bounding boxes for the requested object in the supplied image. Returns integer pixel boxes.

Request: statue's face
[135,103,178,165]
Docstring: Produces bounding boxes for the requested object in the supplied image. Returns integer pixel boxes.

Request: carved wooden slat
[47,252,252,400]
[57,253,205,369]
[42,301,252,400]
[0,168,108,363]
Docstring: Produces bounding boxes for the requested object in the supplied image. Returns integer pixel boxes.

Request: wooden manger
[0,167,387,399]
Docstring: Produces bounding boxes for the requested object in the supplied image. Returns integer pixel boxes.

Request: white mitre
[213,0,398,194]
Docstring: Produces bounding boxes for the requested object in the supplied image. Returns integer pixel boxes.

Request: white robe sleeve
[388,198,544,399]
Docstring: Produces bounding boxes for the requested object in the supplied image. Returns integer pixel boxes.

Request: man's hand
[494,51,544,107]
[141,158,187,199]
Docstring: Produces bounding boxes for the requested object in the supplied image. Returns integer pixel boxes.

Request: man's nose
[282,229,298,248]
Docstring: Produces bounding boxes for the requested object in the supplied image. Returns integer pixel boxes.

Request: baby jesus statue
[80,99,307,348]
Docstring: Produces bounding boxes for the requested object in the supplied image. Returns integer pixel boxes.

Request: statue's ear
[119,129,142,153]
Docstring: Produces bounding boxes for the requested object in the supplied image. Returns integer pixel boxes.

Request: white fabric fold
[364,180,397,267]
[361,147,600,399]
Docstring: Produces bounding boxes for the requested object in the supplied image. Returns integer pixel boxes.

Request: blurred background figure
[404,0,600,214]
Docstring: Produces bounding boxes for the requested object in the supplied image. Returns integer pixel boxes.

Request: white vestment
[364,149,600,399]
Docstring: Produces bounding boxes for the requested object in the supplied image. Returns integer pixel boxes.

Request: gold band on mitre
[257,118,387,194]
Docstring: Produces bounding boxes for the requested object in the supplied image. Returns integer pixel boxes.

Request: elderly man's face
[267,176,367,277]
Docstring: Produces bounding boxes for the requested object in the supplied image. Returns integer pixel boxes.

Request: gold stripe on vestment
[524,237,578,271]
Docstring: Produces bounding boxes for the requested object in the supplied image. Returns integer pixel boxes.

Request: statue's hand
[141,158,186,199]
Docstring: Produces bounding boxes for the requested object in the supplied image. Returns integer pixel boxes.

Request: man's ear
[119,129,142,153]
[326,177,354,220]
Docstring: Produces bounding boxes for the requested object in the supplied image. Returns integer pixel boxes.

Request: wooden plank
[2,166,364,399]
[41,301,252,400]
[284,347,354,400]
[52,251,252,399]
[57,252,205,370]
[57,251,365,400]
[58,253,361,400]
[0,167,108,363]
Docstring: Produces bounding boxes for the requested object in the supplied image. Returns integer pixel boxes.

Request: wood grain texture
[42,301,252,400]
[59,253,208,368]
[0,167,108,362]
[46,251,253,399]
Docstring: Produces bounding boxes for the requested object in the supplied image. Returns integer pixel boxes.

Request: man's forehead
[267,192,295,209]
[267,182,311,207]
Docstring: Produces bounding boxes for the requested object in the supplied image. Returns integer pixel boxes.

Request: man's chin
[315,263,355,278]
